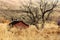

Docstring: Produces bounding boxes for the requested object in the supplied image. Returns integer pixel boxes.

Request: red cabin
[9,21,29,29]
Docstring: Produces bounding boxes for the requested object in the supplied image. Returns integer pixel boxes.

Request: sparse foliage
[38,0,58,28]
[20,0,58,29]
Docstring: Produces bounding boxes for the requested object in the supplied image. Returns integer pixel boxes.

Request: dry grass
[0,22,60,40]
[0,17,10,23]
[0,14,59,40]
[0,13,59,40]
[0,0,60,40]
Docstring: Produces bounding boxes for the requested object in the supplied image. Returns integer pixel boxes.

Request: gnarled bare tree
[38,0,58,28]
[20,0,58,29]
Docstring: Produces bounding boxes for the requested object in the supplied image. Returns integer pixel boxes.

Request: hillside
[0,0,21,10]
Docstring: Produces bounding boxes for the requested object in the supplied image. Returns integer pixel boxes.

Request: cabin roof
[10,21,29,26]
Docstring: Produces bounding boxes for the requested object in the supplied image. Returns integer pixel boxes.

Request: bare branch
[20,0,58,29]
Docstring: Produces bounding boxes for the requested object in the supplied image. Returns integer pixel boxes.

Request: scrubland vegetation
[0,0,60,40]
[0,11,60,40]
[0,22,60,40]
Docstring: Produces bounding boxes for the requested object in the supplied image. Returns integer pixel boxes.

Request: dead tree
[20,0,41,29]
[38,0,58,28]
[20,0,58,29]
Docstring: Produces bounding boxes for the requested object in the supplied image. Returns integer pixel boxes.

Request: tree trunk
[35,24,39,30]
[41,14,45,29]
